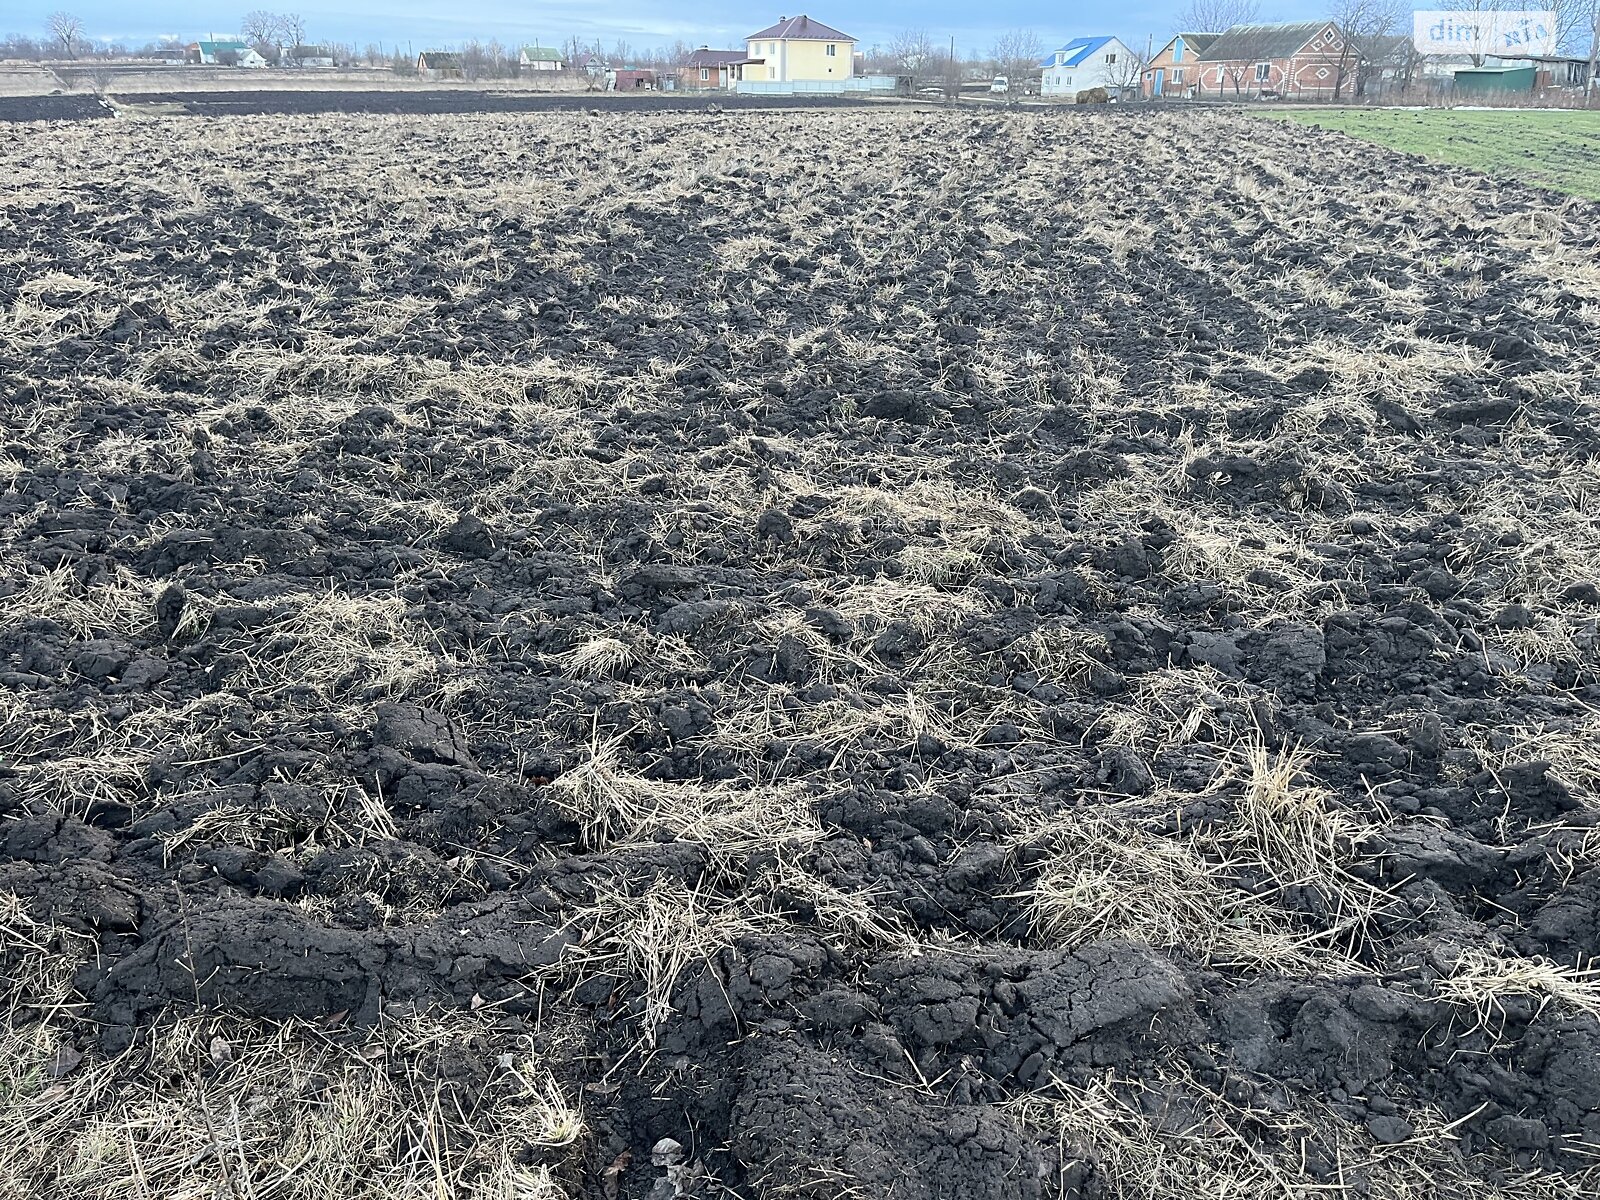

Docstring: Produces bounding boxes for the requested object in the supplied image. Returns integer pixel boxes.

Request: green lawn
[1270,107,1600,199]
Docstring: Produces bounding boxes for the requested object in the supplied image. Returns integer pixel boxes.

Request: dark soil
[112,89,894,118]
[0,93,115,122]
[3,107,1599,1197]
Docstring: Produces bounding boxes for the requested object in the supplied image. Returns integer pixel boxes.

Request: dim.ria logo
[1412,9,1558,56]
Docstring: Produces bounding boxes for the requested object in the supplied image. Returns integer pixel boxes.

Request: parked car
[991,75,1009,93]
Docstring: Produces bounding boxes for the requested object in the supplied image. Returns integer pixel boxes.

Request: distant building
[1038,37,1141,97]
[606,67,657,90]
[417,51,463,80]
[1486,53,1591,90]
[681,47,752,90]
[1143,32,1218,98]
[744,14,855,82]
[189,40,268,67]
[1196,22,1351,99]
[520,45,564,71]
[286,45,335,67]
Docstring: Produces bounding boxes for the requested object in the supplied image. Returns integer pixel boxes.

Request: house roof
[289,45,331,57]
[522,45,562,60]
[746,15,854,42]
[1038,37,1121,69]
[197,40,249,53]
[1168,32,1219,55]
[687,48,752,67]
[1199,22,1332,62]
[418,52,462,67]
[1491,52,1592,64]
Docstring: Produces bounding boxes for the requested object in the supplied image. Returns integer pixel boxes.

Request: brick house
[1142,31,1218,98]
[417,51,464,80]
[680,47,752,90]
[1196,21,1352,100]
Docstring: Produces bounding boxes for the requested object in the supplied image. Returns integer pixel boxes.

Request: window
[700,67,709,80]
[1105,53,1117,64]
[826,43,836,56]
[1255,61,1271,82]
[1173,39,1184,63]
[1171,68,1183,84]
[768,66,776,78]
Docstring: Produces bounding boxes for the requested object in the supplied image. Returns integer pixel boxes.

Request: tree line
[0,14,732,76]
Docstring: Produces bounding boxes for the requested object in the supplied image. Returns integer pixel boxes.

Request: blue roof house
[1038,36,1140,97]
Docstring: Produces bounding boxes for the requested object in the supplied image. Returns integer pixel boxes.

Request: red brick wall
[1142,43,1204,98]
[1203,27,1350,97]
[1197,24,1350,98]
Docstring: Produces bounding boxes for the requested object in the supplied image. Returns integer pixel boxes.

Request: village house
[284,45,335,67]
[744,14,855,82]
[1196,21,1351,99]
[188,40,268,67]
[607,67,658,90]
[681,47,752,90]
[1038,37,1141,98]
[138,45,189,65]
[1142,32,1218,98]
[416,51,464,80]
[520,45,564,71]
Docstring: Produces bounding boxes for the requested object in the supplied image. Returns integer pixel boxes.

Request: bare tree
[364,42,383,66]
[46,11,85,58]
[1389,38,1430,93]
[1,34,45,60]
[84,57,115,91]
[280,13,306,62]
[990,29,1045,96]
[1434,0,1513,66]
[1179,0,1260,34]
[1104,42,1147,96]
[561,33,587,74]
[1552,0,1593,54]
[941,38,963,99]
[886,27,936,80]
[1325,0,1404,98]
[460,40,489,81]
[1587,1,1599,98]
[240,9,281,60]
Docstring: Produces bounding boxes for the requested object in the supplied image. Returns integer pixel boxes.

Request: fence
[735,75,906,96]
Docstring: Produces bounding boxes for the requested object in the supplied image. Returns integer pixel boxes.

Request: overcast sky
[6,1,1334,55]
